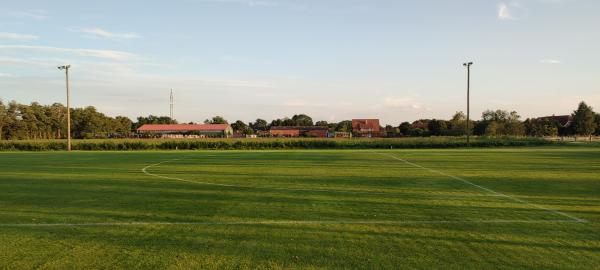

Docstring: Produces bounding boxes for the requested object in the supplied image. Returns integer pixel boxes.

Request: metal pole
[59,65,72,151]
[170,89,173,120]
[466,64,470,145]
[463,62,473,146]
[65,67,71,151]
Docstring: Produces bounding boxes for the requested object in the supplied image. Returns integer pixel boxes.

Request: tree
[0,101,132,140]
[250,119,268,131]
[291,114,313,126]
[447,112,467,136]
[482,109,509,122]
[5,101,26,139]
[0,100,9,140]
[485,121,499,137]
[204,116,228,124]
[114,116,133,136]
[48,103,66,139]
[270,118,284,127]
[504,111,525,136]
[335,120,352,132]
[315,120,328,126]
[231,120,248,133]
[427,119,447,136]
[571,101,596,137]
[524,118,558,137]
[134,115,177,130]
[409,128,425,137]
[595,114,600,136]
[479,109,524,137]
[399,122,411,136]
[384,125,400,137]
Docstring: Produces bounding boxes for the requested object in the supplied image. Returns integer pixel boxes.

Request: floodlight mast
[462,62,473,146]
[58,65,72,151]
[170,89,174,120]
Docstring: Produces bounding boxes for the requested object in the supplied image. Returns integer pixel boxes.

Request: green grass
[1,147,599,269]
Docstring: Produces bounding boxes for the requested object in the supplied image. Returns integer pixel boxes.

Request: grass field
[1,147,599,269]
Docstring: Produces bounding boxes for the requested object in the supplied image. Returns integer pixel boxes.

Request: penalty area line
[379,153,586,223]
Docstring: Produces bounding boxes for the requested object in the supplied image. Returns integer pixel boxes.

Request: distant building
[137,124,233,138]
[269,126,328,138]
[411,121,429,130]
[535,115,572,128]
[352,119,381,138]
[328,131,352,138]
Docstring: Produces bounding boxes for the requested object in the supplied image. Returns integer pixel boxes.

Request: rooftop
[137,124,230,132]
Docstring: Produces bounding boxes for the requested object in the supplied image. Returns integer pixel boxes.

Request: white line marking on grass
[142,159,500,198]
[0,219,584,227]
[380,153,587,223]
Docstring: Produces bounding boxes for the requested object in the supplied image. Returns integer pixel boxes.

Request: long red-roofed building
[137,124,233,138]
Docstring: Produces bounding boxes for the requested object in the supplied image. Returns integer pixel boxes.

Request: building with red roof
[352,119,381,138]
[137,124,233,138]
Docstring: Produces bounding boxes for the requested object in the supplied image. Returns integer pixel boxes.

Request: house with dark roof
[352,119,381,138]
[535,115,572,128]
[137,124,233,138]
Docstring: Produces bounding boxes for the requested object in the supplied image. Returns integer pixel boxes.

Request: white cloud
[0,72,12,77]
[9,9,48,20]
[497,3,515,20]
[205,0,277,7]
[0,45,138,61]
[540,59,561,64]
[202,0,306,10]
[384,97,423,110]
[0,32,39,41]
[75,28,140,39]
[283,99,309,107]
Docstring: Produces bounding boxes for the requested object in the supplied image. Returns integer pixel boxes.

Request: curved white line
[141,159,503,198]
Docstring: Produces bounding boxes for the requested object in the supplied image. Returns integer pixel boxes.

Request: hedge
[0,137,559,151]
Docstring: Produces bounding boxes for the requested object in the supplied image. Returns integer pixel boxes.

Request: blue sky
[1,0,599,124]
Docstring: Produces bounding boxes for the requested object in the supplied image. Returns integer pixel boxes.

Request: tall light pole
[58,65,72,151]
[170,89,174,120]
[463,62,473,146]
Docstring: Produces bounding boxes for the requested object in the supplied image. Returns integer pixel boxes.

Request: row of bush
[0,137,560,151]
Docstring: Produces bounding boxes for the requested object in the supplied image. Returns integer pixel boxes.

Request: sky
[0,0,599,125]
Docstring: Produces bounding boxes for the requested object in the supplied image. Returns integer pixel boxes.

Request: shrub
[0,137,559,151]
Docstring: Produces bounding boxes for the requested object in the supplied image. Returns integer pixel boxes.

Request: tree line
[0,100,132,140]
[216,102,599,138]
[1,99,598,140]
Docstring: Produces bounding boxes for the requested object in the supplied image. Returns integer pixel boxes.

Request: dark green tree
[427,119,447,136]
[0,100,9,140]
[335,120,352,132]
[231,120,248,133]
[291,114,313,126]
[571,101,596,137]
[204,116,228,124]
[595,114,600,136]
[399,122,411,136]
[315,120,328,126]
[134,115,177,130]
[250,119,268,131]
